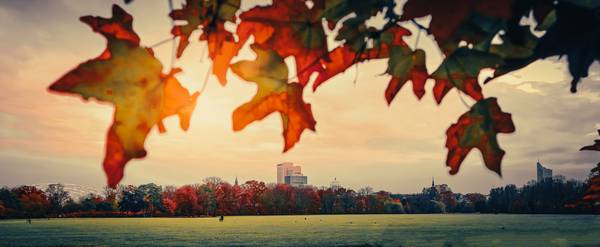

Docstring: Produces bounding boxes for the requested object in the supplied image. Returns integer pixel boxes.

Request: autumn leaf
[431,48,503,104]
[530,2,600,93]
[170,0,241,85]
[320,0,396,29]
[329,0,397,51]
[311,45,391,91]
[48,5,198,187]
[231,45,316,152]
[236,0,328,86]
[488,2,600,93]
[400,0,512,50]
[313,25,411,91]
[490,26,539,59]
[583,176,600,202]
[580,130,600,152]
[445,98,515,175]
[385,47,428,103]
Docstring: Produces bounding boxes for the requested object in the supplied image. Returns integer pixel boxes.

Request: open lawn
[0,214,599,246]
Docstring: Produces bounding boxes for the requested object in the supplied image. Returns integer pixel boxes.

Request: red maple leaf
[445,98,515,175]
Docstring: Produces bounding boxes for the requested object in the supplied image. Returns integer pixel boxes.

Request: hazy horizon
[1,0,599,194]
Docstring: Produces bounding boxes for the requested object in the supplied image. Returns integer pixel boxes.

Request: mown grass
[0,214,599,246]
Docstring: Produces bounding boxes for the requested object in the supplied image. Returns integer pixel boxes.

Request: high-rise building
[277,162,307,186]
[285,175,308,187]
[537,161,553,182]
[277,162,301,184]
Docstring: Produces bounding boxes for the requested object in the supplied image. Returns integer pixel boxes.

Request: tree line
[0,175,597,219]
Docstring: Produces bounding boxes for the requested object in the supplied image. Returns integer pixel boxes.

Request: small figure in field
[219,215,224,222]
[26,219,31,224]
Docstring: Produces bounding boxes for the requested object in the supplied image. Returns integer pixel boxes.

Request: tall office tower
[536,161,553,182]
[277,162,305,186]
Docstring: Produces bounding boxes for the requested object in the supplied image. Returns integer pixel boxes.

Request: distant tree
[358,186,374,196]
[0,187,20,215]
[197,184,216,216]
[174,185,199,216]
[269,184,293,214]
[13,186,49,218]
[80,194,97,212]
[138,183,164,215]
[293,187,320,214]
[102,186,119,211]
[0,201,6,218]
[95,201,114,212]
[241,180,267,214]
[318,188,335,214]
[464,193,487,212]
[384,200,405,214]
[45,183,70,215]
[215,182,237,215]
[203,177,223,187]
[372,191,392,213]
[62,199,81,214]
[162,197,177,215]
[337,188,358,214]
[119,185,146,214]
[162,186,176,202]
[438,191,458,213]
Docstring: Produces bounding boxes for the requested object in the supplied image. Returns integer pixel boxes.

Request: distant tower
[536,161,553,182]
[234,176,239,186]
[432,177,435,187]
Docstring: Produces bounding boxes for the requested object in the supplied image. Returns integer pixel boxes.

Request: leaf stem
[149,37,175,48]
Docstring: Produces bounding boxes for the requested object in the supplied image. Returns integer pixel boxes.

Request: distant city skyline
[4,160,575,196]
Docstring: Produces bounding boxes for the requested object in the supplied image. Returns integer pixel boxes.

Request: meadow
[0,215,599,246]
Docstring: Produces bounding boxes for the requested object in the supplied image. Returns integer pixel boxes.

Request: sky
[0,0,599,194]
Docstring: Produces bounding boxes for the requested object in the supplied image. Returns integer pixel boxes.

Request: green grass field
[0,215,599,246]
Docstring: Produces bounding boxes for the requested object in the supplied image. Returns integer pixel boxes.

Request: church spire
[432,176,435,187]
[234,176,238,186]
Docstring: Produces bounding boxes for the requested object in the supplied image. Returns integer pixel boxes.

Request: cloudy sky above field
[0,0,599,193]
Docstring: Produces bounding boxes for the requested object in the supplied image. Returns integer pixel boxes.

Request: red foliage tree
[174,185,199,216]
[13,186,49,218]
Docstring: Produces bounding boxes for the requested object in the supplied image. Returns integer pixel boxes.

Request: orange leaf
[49,5,198,187]
[231,45,316,152]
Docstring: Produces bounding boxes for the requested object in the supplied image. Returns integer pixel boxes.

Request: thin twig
[199,64,212,95]
[443,64,472,109]
[456,91,471,109]
[149,37,175,48]
[168,0,176,69]
[414,28,422,49]
[411,20,428,32]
